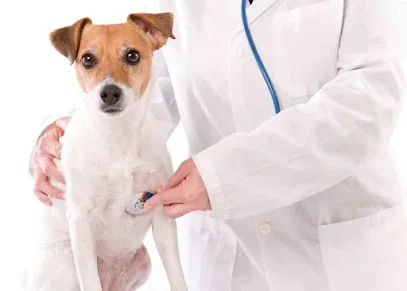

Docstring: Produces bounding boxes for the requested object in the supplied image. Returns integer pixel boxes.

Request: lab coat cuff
[193,151,233,220]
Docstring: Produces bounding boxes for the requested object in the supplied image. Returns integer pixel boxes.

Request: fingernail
[143,204,152,211]
[47,200,52,206]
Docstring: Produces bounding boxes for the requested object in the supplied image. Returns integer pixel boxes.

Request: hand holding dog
[144,159,212,218]
[31,117,70,205]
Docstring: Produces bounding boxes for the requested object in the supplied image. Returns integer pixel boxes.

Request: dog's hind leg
[98,246,152,291]
[125,245,152,291]
[24,242,80,291]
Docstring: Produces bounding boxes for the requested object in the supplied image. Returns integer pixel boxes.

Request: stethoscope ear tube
[241,0,281,114]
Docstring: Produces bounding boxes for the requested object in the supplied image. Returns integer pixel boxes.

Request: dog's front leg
[65,185,102,291]
[152,210,188,291]
[68,213,102,291]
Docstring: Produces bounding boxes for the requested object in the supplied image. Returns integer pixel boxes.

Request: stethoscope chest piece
[125,192,154,216]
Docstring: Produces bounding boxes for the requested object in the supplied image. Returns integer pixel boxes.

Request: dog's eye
[125,50,141,65]
[81,53,97,69]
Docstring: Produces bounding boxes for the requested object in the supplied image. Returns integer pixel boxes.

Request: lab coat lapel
[246,0,283,24]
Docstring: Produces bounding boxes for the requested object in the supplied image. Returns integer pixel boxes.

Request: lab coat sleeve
[193,0,407,220]
[149,50,180,141]
[139,0,180,139]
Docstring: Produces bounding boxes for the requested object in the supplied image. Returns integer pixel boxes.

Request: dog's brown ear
[50,18,92,64]
[127,13,175,50]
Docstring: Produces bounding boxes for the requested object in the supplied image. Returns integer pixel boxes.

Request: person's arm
[30,115,71,205]
[29,110,75,176]
[191,0,407,220]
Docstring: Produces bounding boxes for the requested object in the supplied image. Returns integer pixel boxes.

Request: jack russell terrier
[24,12,188,291]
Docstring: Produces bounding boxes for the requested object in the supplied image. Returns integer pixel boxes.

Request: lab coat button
[233,47,244,57]
[258,222,272,235]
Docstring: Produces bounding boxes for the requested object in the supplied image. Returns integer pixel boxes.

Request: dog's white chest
[58,112,168,259]
[92,190,154,260]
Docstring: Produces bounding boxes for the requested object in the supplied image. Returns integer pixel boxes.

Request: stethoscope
[241,0,281,114]
[125,192,154,216]
[126,0,281,216]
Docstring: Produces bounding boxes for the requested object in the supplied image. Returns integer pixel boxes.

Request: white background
[1,0,407,290]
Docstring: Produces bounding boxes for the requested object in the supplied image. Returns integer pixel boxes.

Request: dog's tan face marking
[75,23,153,97]
[50,13,175,115]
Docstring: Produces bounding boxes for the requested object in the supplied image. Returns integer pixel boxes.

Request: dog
[24,12,188,291]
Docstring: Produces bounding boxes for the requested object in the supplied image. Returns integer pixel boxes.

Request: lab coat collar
[245,0,283,25]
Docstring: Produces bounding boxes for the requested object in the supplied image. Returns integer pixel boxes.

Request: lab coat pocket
[318,204,407,291]
[264,0,344,98]
[181,214,237,291]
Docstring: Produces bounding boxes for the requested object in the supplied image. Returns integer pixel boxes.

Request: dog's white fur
[24,76,188,291]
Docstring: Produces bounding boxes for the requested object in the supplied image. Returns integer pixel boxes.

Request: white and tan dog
[24,13,188,291]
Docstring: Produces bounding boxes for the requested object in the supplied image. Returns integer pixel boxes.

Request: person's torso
[150,1,407,290]
[159,0,344,154]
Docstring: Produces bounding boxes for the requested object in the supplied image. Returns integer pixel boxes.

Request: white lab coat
[145,0,407,290]
[39,0,407,290]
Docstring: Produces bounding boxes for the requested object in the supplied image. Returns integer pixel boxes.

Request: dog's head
[50,13,175,116]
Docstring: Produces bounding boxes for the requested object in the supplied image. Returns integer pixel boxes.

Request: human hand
[30,117,71,205]
[144,159,211,218]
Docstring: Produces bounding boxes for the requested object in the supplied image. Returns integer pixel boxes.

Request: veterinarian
[30,0,407,290]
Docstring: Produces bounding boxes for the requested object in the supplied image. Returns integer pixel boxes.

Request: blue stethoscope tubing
[241,0,281,114]
[141,1,280,205]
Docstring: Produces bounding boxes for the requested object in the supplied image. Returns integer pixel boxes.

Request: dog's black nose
[100,85,122,105]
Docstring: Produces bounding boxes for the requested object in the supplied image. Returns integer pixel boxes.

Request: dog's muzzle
[100,84,123,114]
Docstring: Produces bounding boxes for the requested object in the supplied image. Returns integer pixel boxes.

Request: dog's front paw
[171,282,188,291]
